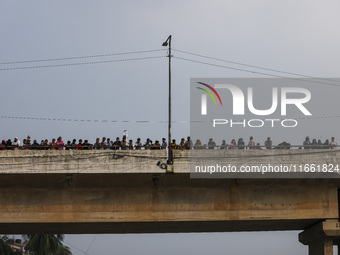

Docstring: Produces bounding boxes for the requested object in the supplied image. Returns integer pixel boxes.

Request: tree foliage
[0,235,14,255]
[24,234,72,255]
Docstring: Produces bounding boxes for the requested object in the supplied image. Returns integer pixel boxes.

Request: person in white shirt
[134,138,142,150]
[161,138,167,149]
[330,137,337,149]
[248,136,255,149]
[12,137,20,150]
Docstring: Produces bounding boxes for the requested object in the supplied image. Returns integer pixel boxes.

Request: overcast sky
[2,0,340,254]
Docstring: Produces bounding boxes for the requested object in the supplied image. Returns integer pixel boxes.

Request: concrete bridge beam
[299,220,340,255]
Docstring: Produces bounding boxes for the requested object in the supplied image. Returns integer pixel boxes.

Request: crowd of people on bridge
[0,135,338,151]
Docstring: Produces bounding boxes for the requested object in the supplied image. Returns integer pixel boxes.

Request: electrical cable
[1,47,338,88]
[0,56,166,71]
[173,48,340,86]
[173,56,340,87]
[62,240,91,255]
[2,114,340,123]
[84,235,97,255]
[0,49,166,65]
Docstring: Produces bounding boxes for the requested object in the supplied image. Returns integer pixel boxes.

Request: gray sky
[64,232,308,255]
[2,0,340,254]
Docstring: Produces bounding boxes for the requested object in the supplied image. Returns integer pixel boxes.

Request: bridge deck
[0,149,339,174]
[0,150,339,234]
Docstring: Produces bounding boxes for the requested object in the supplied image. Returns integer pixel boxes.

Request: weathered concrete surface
[0,173,339,234]
[0,149,339,174]
[0,150,167,174]
[0,150,339,234]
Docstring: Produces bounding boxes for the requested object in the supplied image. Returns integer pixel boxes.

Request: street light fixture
[162,35,172,165]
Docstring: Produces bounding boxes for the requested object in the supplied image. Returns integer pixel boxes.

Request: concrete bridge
[1,149,340,255]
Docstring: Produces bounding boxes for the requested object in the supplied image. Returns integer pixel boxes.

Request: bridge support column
[299,220,340,255]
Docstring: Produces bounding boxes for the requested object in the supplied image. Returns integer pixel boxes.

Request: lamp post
[162,35,172,165]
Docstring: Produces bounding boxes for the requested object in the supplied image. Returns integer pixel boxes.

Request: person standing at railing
[160,138,167,149]
[76,139,83,150]
[152,140,161,150]
[105,138,111,150]
[303,136,311,149]
[171,139,178,150]
[143,138,151,150]
[113,137,121,150]
[121,137,127,150]
[248,136,255,149]
[65,141,72,150]
[100,137,106,149]
[237,138,245,150]
[128,139,134,150]
[265,137,272,150]
[323,139,330,149]
[193,139,202,150]
[0,140,6,150]
[31,140,40,150]
[12,137,20,150]
[179,138,185,150]
[208,138,216,150]
[49,138,57,150]
[57,137,64,150]
[228,139,237,149]
[330,137,337,149]
[43,139,49,150]
[26,136,31,145]
[93,138,101,150]
[6,139,12,149]
[23,139,29,149]
[311,138,317,149]
[70,139,77,150]
[83,140,92,150]
[184,136,193,150]
[220,140,227,149]
[24,136,31,148]
[135,138,142,150]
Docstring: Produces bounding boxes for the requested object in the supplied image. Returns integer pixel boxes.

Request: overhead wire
[0,49,166,65]
[1,48,339,127]
[172,48,340,86]
[2,114,340,123]
[62,240,91,255]
[84,235,97,255]
[173,56,340,87]
[0,55,166,71]
[0,47,338,88]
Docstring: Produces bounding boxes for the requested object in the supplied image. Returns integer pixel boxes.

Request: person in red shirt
[76,139,83,150]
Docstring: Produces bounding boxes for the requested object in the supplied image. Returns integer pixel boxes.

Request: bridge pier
[299,220,340,255]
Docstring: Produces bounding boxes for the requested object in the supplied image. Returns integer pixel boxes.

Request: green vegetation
[0,235,14,255]
[23,234,72,255]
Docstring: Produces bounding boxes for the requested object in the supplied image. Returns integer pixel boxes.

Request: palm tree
[56,245,72,255]
[0,235,14,255]
[24,234,72,255]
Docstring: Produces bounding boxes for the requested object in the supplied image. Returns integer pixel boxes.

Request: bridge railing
[0,144,339,151]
